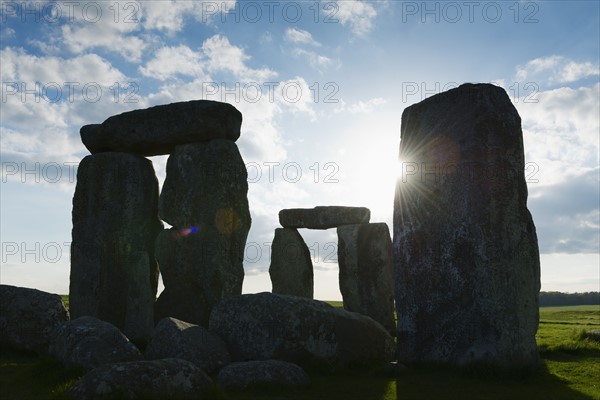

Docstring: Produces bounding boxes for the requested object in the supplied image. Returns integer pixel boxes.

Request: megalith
[80,100,242,156]
[269,228,314,298]
[155,139,251,325]
[70,152,162,342]
[393,83,540,367]
[337,223,395,335]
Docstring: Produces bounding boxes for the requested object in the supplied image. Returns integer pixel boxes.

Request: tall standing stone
[269,228,314,298]
[337,223,395,335]
[156,139,251,325]
[70,152,162,341]
[393,83,540,367]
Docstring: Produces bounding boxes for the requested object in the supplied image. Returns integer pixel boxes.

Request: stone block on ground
[146,317,231,374]
[48,316,142,371]
[68,358,213,400]
[209,292,394,370]
[0,285,68,354]
[217,360,310,390]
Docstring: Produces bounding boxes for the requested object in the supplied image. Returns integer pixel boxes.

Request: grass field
[1,304,598,400]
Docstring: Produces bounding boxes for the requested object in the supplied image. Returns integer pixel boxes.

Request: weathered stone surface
[217,360,310,390]
[0,285,68,354]
[393,83,540,367]
[156,140,250,324]
[68,358,213,400]
[80,100,242,156]
[49,316,142,371]
[124,252,154,344]
[70,152,162,339]
[209,292,394,370]
[269,228,314,298]
[279,206,370,229]
[337,223,395,335]
[146,317,231,374]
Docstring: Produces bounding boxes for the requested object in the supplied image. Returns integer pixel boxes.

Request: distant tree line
[539,291,600,307]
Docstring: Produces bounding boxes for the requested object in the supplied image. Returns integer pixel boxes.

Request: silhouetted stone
[80,100,242,156]
[0,285,68,354]
[154,284,209,327]
[337,223,395,335]
[146,317,231,374]
[393,83,540,367]
[209,292,394,370]
[49,316,142,371]
[218,360,310,390]
[70,153,162,338]
[269,228,314,298]
[123,252,154,344]
[156,140,250,324]
[69,358,213,400]
[279,206,370,229]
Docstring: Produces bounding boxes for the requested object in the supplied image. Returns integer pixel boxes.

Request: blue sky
[1,0,598,299]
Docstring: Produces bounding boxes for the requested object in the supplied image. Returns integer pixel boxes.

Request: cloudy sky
[1,0,598,299]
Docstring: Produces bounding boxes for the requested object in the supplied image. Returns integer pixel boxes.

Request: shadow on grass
[394,360,595,400]
[0,349,84,400]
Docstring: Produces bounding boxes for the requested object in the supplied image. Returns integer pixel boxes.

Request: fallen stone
[146,317,231,374]
[393,83,540,367]
[279,206,370,229]
[0,285,68,354]
[48,316,142,371]
[337,223,395,335]
[68,358,213,400]
[70,152,162,341]
[80,100,242,156]
[269,228,314,298]
[218,360,310,390]
[209,292,394,370]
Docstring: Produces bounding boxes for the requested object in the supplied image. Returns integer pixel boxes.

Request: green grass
[1,304,598,400]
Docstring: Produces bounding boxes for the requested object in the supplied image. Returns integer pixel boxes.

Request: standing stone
[337,223,395,335]
[156,140,251,325]
[124,252,154,344]
[80,100,242,156]
[70,153,163,336]
[393,83,540,367]
[279,206,370,229]
[269,228,314,298]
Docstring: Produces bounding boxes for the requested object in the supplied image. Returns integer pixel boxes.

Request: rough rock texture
[80,100,242,156]
[209,292,394,370]
[70,153,162,343]
[393,83,540,367]
[217,360,310,390]
[146,317,231,374]
[48,316,143,371]
[0,285,69,354]
[279,206,370,229]
[155,140,251,325]
[269,228,314,298]
[68,358,213,400]
[337,223,395,335]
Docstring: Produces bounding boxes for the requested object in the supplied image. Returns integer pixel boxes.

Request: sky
[0,0,598,300]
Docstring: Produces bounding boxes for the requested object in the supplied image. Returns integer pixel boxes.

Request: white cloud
[285,27,321,46]
[334,0,378,36]
[516,55,599,85]
[291,48,337,71]
[335,97,387,114]
[202,35,277,82]
[140,45,206,80]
